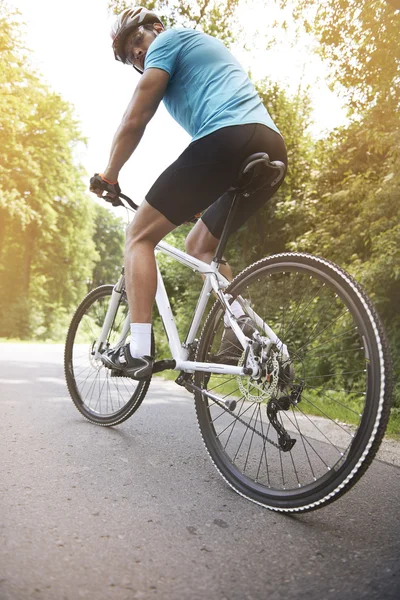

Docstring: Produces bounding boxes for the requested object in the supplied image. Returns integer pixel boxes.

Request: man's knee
[125,222,147,256]
[126,220,144,247]
[125,200,176,250]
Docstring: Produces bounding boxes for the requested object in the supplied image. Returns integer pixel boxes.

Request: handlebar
[102,191,138,211]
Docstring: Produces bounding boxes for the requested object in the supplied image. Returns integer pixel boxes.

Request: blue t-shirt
[144,28,280,142]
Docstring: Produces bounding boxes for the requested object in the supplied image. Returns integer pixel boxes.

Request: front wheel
[194,253,392,512]
[64,285,153,426]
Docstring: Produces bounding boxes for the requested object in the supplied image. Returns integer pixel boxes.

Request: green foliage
[0,2,98,340]
[90,204,125,288]
[108,0,241,45]
[288,0,400,114]
[284,0,400,410]
[288,109,400,407]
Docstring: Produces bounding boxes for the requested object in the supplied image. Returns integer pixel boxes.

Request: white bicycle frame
[94,237,289,377]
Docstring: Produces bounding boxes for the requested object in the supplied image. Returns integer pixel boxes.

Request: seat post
[213,191,241,265]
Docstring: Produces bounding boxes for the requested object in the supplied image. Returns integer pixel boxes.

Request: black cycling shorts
[146,123,287,239]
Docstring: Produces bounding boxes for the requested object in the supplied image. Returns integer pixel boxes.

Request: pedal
[152,359,176,374]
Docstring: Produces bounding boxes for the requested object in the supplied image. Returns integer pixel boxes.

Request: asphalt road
[1,343,399,600]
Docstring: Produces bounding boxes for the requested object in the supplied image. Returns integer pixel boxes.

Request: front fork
[93,271,130,359]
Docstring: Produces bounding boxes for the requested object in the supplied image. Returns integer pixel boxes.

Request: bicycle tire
[65,285,153,426]
[194,253,392,512]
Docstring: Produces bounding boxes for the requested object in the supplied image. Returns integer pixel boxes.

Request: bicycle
[64,152,392,513]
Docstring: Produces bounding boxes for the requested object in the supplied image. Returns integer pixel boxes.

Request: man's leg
[185,219,233,281]
[124,200,176,323]
[101,200,175,378]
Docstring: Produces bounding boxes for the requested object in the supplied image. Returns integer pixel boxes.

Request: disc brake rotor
[237,351,279,402]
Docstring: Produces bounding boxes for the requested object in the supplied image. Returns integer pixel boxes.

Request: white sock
[224,300,245,327]
[129,323,152,358]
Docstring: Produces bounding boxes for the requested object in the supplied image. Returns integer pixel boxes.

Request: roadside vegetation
[0,0,398,432]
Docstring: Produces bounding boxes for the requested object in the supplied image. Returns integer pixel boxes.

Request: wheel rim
[196,260,382,505]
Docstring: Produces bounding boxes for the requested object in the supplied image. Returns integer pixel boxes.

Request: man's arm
[102,68,170,183]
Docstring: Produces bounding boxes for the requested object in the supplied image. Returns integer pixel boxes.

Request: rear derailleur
[266,382,304,452]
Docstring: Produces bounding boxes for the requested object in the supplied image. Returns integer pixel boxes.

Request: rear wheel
[64,285,152,426]
[194,253,392,512]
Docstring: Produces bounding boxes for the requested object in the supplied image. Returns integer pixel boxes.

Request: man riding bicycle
[90,5,287,380]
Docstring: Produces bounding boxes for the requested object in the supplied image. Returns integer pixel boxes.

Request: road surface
[1,344,399,600]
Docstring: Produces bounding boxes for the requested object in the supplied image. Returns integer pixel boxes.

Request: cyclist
[90,5,287,379]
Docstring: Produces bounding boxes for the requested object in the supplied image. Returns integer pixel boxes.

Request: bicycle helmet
[111,6,164,66]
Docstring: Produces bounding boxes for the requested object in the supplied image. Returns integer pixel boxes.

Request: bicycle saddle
[230,152,286,193]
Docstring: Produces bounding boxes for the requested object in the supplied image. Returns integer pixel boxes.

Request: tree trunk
[0,208,6,261]
[23,222,37,297]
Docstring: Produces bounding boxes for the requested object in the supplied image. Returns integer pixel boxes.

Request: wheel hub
[89,341,103,370]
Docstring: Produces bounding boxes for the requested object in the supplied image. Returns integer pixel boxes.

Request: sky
[10,0,348,206]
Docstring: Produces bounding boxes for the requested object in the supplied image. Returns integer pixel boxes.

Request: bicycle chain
[211,393,282,450]
[187,380,282,451]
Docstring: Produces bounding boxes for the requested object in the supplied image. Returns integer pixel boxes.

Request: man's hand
[90,173,122,206]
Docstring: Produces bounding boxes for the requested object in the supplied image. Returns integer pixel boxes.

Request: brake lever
[97,190,139,211]
[119,192,139,211]
[103,192,123,207]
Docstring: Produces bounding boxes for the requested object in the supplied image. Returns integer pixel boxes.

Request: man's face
[124,25,159,72]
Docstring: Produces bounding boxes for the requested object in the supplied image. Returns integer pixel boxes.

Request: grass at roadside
[154,371,400,439]
[387,409,400,438]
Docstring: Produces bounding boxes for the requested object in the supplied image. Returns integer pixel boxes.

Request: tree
[108,0,242,45]
[90,204,126,288]
[287,108,400,408]
[287,0,400,115]
[0,2,97,340]
[283,0,400,409]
